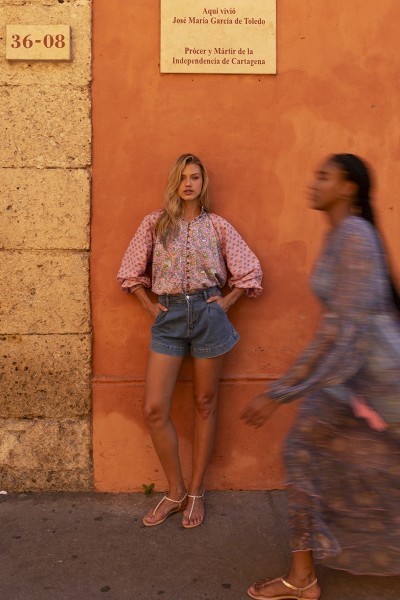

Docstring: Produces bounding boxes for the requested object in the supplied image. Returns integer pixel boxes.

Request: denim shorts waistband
[158,286,220,305]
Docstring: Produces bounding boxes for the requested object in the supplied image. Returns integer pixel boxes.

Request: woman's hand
[149,303,168,319]
[132,287,168,319]
[207,295,230,312]
[207,287,245,313]
[351,396,388,432]
[240,392,279,428]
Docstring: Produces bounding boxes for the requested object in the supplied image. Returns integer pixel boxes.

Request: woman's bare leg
[142,351,186,524]
[182,354,225,527]
[248,550,321,599]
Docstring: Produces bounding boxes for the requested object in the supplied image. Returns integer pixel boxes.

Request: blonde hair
[156,154,210,247]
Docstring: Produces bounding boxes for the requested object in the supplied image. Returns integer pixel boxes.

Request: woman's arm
[269,221,382,404]
[209,214,263,298]
[132,286,167,319]
[207,287,245,312]
[117,212,160,292]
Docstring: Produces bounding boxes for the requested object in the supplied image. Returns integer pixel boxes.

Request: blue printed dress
[270,216,400,575]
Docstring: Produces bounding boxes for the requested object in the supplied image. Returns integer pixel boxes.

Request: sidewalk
[1,491,399,600]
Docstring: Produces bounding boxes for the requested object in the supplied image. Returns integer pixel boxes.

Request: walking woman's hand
[351,396,388,432]
[240,392,279,428]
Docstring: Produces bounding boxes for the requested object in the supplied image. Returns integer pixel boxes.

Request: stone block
[0,417,92,491]
[0,3,91,86]
[0,86,91,168]
[1,0,90,5]
[0,333,91,418]
[0,250,90,334]
[0,168,90,250]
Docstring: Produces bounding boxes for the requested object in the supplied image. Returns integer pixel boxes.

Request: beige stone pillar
[0,0,92,490]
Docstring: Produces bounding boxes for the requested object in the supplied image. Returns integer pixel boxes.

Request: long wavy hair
[155,154,210,247]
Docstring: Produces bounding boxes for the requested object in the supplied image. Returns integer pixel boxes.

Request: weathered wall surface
[0,0,92,491]
[92,0,400,492]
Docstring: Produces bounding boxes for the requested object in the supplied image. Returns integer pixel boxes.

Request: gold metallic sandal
[142,492,187,527]
[247,576,319,600]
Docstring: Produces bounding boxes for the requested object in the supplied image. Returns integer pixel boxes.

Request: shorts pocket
[154,309,168,323]
[208,300,227,318]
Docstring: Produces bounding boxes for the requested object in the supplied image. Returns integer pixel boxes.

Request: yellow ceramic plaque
[6,25,71,61]
[160,0,276,74]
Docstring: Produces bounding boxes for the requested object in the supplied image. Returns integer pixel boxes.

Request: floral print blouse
[117,209,263,297]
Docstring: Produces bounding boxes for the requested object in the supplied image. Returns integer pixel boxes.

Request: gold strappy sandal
[247,576,320,600]
[142,492,187,527]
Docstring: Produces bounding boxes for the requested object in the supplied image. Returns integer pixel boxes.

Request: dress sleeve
[211,215,263,298]
[269,223,384,404]
[117,213,157,293]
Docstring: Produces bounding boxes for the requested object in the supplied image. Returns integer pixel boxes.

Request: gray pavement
[1,491,399,600]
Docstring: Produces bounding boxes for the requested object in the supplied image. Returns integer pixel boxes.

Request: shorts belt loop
[203,290,208,301]
[163,295,170,308]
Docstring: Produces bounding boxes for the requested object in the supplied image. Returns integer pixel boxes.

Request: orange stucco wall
[92,1,400,491]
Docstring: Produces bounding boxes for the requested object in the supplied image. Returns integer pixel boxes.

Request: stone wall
[0,0,92,490]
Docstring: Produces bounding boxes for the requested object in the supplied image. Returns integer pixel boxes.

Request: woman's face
[308,160,350,212]
[178,163,203,202]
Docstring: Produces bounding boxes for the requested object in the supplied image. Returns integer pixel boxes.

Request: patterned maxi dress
[269,216,400,575]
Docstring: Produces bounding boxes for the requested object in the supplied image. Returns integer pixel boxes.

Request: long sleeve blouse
[269,216,400,427]
[117,209,262,297]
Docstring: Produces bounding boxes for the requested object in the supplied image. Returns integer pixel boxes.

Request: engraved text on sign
[161,1,276,74]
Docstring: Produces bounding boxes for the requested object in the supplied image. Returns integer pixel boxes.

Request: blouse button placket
[184,223,191,292]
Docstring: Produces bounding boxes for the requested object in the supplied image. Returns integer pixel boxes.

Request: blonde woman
[118,154,262,528]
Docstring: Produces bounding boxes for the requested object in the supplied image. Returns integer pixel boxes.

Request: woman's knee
[143,401,169,427]
[194,392,217,419]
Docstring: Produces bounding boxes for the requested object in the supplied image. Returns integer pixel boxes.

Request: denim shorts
[150,286,240,358]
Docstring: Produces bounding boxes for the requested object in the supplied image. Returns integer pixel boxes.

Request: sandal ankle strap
[152,492,187,516]
[281,577,318,596]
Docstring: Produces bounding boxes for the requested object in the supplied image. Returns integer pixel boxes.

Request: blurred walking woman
[242,154,400,599]
[118,154,262,528]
